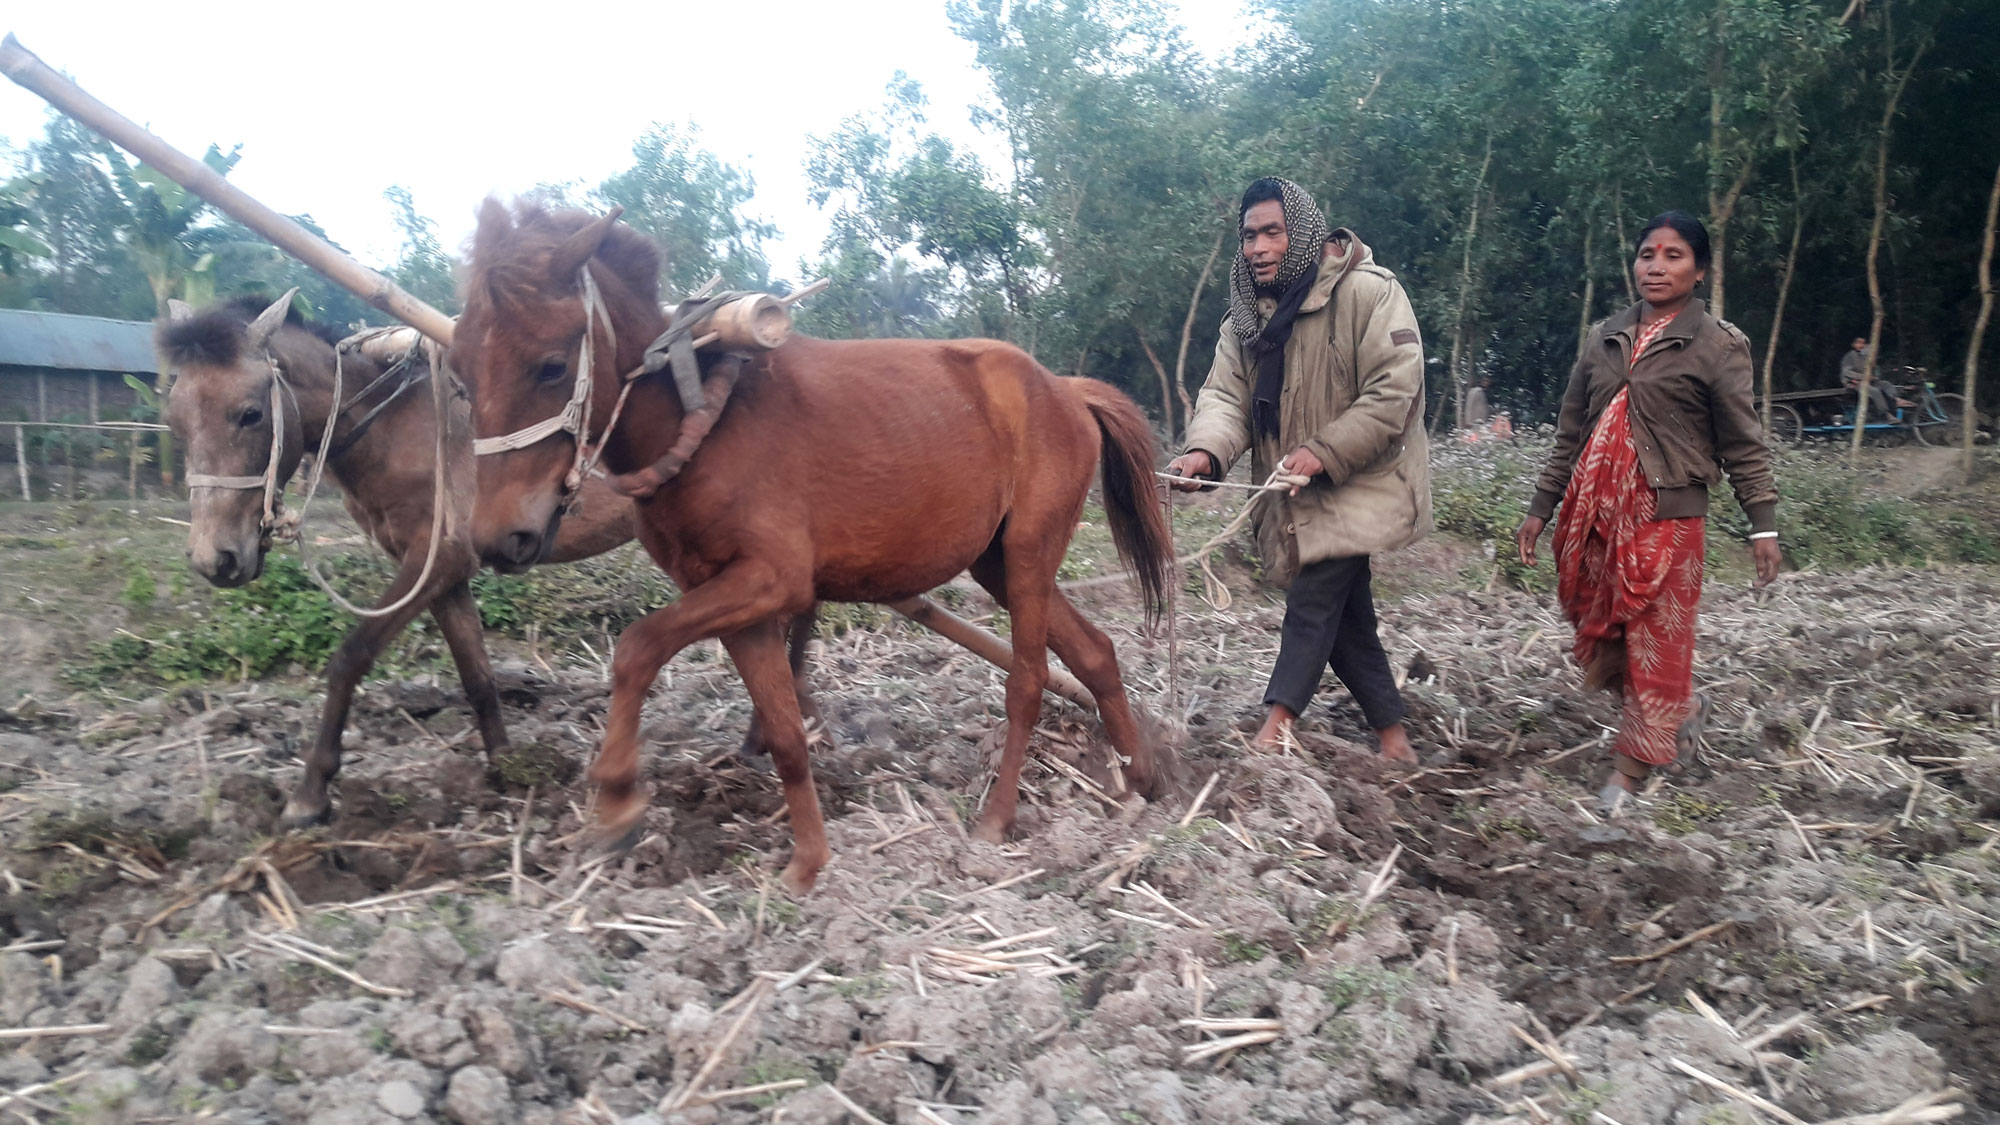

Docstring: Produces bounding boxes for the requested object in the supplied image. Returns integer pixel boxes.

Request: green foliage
[121,560,158,608]
[469,545,676,651]
[1219,932,1268,964]
[381,185,459,315]
[594,122,774,295]
[1319,964,1412,1013]
[1429,439,1552,592]
[66,554,353,687]
[124,1021,174,1066]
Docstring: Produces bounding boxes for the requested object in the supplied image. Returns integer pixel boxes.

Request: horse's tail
[1071,378,1172,628]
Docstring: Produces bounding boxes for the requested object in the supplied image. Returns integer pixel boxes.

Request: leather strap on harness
[604,354,745,500]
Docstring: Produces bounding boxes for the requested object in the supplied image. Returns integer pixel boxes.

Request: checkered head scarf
[1227,177,1331,343]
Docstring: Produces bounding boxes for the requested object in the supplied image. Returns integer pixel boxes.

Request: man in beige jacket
[1168,178,1432,761]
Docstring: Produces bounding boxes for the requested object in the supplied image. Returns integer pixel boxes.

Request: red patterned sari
[1554,314,1705,766]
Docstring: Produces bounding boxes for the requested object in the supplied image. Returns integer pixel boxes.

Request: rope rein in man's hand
[1062,468,1304,611]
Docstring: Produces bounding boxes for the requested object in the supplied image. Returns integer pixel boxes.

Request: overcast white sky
[2,0,1266,286]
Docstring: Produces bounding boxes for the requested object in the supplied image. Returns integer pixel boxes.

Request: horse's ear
[474,197,512,259]
[550,207,624,283]
[246,287,300,350]
[166,298,193,323]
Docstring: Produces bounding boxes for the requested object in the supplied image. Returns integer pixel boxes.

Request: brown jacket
[1182,230,1432,581]
[1528,300,1776,533]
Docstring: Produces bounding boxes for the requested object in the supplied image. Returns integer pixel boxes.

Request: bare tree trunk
[1614,183,1636,305]
[1576,222,1597,357]
[1708,158,1756,322]
[1134,319,1175,436]
[1437,135,1493,437]
[1964,160,1999,481]
[1701,5,1761,324]
[1174,232,1225,430]
[1762,155,1806,433]
[1849,16,1926,465]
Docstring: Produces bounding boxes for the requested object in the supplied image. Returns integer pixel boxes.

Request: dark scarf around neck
[1250,258,1321,439]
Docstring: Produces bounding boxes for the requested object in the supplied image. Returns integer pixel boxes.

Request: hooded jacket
[1182,230,1433,583]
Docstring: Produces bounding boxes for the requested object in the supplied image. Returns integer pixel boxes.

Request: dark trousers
[1263,555,1407,731]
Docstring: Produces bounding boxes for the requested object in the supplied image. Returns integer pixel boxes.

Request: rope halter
[182,346,297,545]
[467,268,725,507]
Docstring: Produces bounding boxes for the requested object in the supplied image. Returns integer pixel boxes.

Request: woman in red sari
[1515,212,1782,811]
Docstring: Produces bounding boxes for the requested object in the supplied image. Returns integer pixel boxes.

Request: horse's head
[457,199,660,572]
[160,292,309,586]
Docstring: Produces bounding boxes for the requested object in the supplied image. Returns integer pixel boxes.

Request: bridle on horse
[182,358,297,546]
[466,267,746,505]
[182,329,430,544]
[182,323,452,619]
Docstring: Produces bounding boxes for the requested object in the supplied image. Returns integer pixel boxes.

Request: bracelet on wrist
[1747,531,1778,541]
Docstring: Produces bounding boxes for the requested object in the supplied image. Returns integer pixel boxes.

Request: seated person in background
[1838,336,1908,419]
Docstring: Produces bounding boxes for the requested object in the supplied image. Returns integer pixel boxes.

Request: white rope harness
[289,330,453,620]
[184,374,289,537]
[467,269,730,508]
[468,268,634,507]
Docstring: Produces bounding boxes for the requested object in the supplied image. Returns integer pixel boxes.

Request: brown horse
[454,201,1173,893]
[160,293,635,828]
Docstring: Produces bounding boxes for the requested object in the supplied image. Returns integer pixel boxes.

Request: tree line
[3,0,1996,442]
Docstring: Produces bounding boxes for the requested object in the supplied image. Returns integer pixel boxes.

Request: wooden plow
[0,33,1095,711]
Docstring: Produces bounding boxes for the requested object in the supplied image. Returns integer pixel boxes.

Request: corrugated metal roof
[0,308,158,374]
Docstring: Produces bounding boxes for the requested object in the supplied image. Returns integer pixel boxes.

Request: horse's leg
[430,579,510,763]
[736,605,822,764]
[969,552,1158,799]
[593,558,807,851]
[280,548,474,829]
[1044,591,1160,799]
[720,620,829,893]
[966,534,1059,844]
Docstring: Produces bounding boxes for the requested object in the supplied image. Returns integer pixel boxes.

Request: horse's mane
[466,199,661,315]
[157,294,342,368]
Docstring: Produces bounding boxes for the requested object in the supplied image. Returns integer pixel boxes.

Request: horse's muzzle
[192,544,262,588]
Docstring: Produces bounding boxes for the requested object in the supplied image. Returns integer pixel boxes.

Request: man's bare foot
[1377,723,1417,765]
[1252,704,1298,747]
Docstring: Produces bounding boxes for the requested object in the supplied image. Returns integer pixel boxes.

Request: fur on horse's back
[764,334,1082,455]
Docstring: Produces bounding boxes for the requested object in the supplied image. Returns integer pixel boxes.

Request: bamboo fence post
[15,425,28,501]
[0,34,455,346]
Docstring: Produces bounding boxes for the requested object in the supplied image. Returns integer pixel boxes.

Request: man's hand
[1279,447,1324,495]
[1164,451,1217,492]
[1515,515,1546,568]
[1752,537,1782,587]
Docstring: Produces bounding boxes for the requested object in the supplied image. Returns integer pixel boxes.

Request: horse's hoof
[733,742,776,775]
[778,856,823,896]
[277,798,331,832]
[970,818,1010,845]
[594,817,647,858]
[1122,767,1158,801]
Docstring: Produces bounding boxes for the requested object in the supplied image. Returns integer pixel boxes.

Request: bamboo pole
[0,34,455,346]
[14,425,26,501]
[888,596,1094,711]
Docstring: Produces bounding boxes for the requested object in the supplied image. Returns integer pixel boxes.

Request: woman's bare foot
[1377,723,1418,765]
[1252,704,1298,747]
